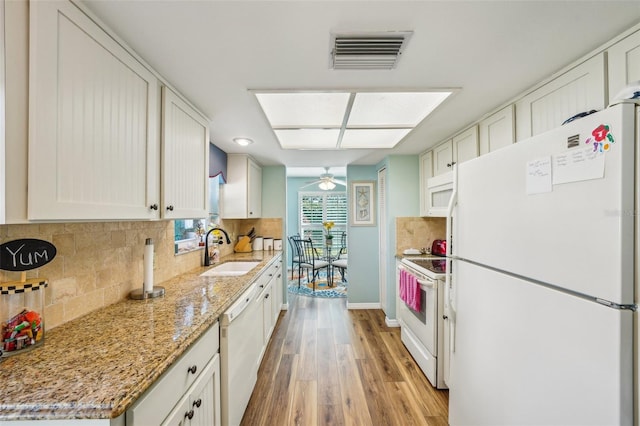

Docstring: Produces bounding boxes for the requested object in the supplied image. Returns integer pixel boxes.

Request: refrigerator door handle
[446,164,458,353]
[595,298,637,311]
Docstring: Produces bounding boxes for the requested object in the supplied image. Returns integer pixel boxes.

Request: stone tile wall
[0,218,282,330]
[395,217,447,254]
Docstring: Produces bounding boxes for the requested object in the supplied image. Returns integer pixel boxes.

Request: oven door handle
[398,265,435,288]
[417,278,435,288]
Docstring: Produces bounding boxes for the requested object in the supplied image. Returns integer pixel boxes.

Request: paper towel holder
[129,286,165,300]
[129,238,165,300]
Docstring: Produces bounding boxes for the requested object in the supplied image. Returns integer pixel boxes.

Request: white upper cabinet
[221,154,262,219]
[479,105,514,155]
[161,86,209,219]
[28,0,160,220]
[432,140,453,176]
[608,29,640,100]
[515,53,606,141]
[452,126,479,164]
[419,150,433,217]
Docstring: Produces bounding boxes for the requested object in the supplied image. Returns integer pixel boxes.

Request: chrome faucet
[204,227,231,266]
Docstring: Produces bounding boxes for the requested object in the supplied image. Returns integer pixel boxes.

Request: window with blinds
[299,191,347,250]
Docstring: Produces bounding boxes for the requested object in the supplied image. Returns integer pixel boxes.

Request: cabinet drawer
[127,323,220,425]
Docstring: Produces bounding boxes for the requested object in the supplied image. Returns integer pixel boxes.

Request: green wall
[376,155,420,318]
[344,165,379,304]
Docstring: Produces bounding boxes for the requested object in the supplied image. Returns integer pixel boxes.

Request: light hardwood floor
[241,293,449,426]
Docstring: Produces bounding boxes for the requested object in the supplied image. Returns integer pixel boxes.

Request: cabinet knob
[166,205,174,211]
[193,398,202,408]
[265,293,270,299]
[188,365,197,375]
[443,315,449,320]
[185,410,194,420]
[446,161,457,168]
[149,204,158,210]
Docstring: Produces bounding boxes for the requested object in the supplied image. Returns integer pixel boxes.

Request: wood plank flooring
[241,294,449,426]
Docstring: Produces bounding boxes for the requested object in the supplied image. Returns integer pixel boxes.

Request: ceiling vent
[330,31,412,70]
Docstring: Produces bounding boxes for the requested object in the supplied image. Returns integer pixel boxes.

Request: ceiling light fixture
[318,181,336,190]
[233,138,254,146]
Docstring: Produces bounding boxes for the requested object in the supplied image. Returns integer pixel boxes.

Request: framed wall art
[350,181,376,226]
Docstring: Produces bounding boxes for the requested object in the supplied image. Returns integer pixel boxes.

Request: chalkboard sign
[0,239,57,272]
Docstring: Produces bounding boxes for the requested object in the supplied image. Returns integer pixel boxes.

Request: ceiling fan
[301,167,346,190]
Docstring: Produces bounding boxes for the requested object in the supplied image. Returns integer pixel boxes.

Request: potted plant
[323,221,335,245]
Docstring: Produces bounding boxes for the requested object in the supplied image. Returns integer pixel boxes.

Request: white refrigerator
[447,103,637,425]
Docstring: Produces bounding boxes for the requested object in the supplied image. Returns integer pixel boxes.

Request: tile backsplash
[396,217,446,254]
[0,218,282,330]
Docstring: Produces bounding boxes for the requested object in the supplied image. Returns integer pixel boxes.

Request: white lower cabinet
[161,354,221,426]
[126,324,220,426]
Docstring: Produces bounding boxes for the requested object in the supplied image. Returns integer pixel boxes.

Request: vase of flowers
[323,221,334,245]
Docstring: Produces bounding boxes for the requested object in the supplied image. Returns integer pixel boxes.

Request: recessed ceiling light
[233,138,254,146]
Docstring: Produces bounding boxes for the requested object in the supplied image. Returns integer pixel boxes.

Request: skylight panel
[274,129,340,149]
[340,128,412,148]
[255,92,350,127]
[348,92,451,126]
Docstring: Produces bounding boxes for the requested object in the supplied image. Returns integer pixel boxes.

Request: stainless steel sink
[200,261,260,277]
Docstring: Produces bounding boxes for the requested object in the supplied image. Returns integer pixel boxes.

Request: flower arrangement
[323,221,335,239]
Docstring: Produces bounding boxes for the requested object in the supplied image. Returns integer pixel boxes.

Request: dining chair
[292,237,330,291]
[287,234,301,280]
[332,232,348,282]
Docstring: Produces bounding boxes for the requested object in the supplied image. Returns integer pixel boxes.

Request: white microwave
[425,172,453,217]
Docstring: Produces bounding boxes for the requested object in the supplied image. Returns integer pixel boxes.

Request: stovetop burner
[402,256,447,277]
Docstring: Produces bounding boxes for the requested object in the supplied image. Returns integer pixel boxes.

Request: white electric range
[397,256,449,389]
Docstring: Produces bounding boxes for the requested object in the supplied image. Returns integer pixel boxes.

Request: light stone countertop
[0,251,282,421]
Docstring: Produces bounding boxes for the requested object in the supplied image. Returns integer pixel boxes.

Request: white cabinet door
[221,154,262,218]
[261,279,274,347]
[162,355,221,426]
[608,29,640,100]
[189,354,221,426]
[515,53,606,141]
[479,105,514,155]
[452,126,479,164]
[432,140,453,176]
[271,259,283,324]
[419,151,433,217]
[247,157,262,218]
[161,395,190,426]
[161,86,209,219]
[28,0,160,220]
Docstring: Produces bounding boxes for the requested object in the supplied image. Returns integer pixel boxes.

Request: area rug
[287,270,347,298]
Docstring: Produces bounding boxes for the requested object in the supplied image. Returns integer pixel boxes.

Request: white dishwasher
[220,282,262,426]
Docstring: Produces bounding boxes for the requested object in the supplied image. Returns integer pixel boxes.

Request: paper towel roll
[143,238,154,293]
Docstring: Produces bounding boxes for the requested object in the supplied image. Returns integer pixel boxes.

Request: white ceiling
[82,0,640,175]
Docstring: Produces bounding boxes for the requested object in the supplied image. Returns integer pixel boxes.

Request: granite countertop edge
[0,251,282,421]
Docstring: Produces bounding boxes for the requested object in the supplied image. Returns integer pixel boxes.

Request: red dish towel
[400,269,421,312]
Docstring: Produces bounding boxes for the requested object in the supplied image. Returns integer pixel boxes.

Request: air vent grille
[331,32,412,70]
